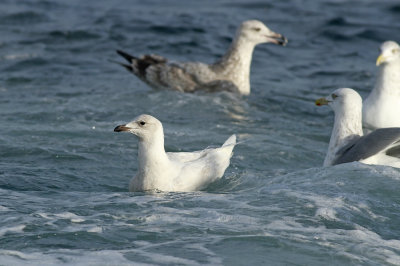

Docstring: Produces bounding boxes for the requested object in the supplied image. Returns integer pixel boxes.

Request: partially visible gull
[114,114,237,192]
[316,88,400,168]
[363,41,400,129]
[115,20,287,95]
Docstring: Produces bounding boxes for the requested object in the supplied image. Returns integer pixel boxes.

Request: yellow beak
[376,54,385,66]
[315,97,330,106]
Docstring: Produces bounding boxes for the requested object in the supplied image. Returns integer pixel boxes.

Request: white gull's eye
[331,93,338,99]
[139,121,146,126]
[252,27,261,32]
[392,49,399,54]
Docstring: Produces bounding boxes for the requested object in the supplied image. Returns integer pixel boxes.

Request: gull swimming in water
[114,114,237,192]
[115,20,287,95]
[363,41,400,129]
[316,88,400,168]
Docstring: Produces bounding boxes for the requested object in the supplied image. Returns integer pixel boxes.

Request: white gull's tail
[223,134,237,147]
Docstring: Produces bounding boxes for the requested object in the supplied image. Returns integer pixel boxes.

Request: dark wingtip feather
[116,49,137,63]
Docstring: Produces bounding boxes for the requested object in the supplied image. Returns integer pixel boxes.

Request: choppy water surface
[1,0,400,265]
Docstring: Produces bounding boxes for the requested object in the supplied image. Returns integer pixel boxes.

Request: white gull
[363,41,400,129]
[115,20,287,95]
[316,88,400,168]
[114,114,237,192]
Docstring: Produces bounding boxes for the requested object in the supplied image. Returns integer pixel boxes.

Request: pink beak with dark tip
[267,32,288,46]
[114,125,130,132]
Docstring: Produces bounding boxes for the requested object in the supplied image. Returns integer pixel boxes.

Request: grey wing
[333,128,400,165]
[146,63,199,92]
[116,50,198,92]
[180,62,240,93]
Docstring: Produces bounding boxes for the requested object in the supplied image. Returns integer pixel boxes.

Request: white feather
[115,114,236,192]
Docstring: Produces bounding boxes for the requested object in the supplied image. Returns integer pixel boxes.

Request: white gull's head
[114,114,163,142]
[316,88,362,116]
[236,20,287,46]
[376,41,400,66]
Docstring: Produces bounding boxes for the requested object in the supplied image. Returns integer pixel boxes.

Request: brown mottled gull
[115,20,287,95]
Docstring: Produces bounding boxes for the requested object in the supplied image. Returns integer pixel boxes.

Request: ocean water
[1,0,400,265]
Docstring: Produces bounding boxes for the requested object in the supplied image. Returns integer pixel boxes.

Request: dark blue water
[1,0,400,265]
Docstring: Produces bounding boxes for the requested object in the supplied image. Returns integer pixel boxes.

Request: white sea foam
[279,189,345,220]
[86,226,103,233]
[0,249,134,266]
[315,207,337,220]
[0,243,220,266]
[3,53,37,61]
[0,205,9,211]
[37,212,85,223]
[265,215,400,264]
[0,225,25,237]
